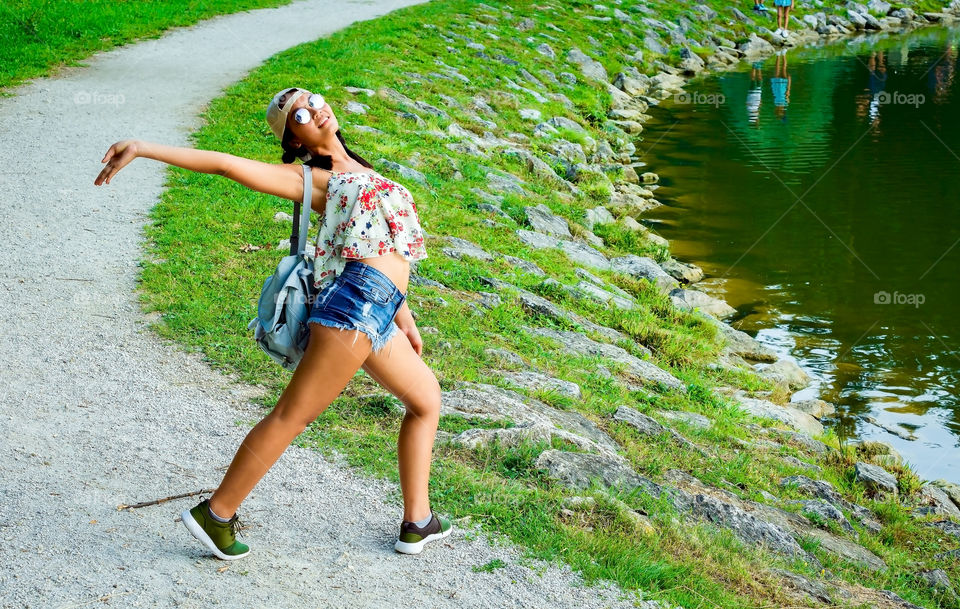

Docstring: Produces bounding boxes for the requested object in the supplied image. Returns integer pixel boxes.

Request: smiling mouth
[318,115,329,127]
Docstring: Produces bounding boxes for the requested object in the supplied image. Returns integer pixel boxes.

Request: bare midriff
[354,252,410,297]
[313,167,411,296]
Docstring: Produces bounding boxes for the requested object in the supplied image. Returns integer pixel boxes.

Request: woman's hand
[398,322,423,357]
[95,139,140,185]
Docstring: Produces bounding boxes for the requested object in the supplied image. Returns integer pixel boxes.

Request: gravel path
[0,1,659,607]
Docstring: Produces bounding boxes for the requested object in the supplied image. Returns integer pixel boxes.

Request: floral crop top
[310,170,428,290]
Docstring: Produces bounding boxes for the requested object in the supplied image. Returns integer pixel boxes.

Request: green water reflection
[648,25,960,483]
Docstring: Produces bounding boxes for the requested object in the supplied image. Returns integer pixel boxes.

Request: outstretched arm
[95,139,302,202]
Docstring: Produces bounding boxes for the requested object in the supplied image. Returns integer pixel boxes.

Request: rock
[475,291,502,310]
[344,86,375,96]
[613,72,649,96]
[914,483,960,519]
[659,258,704,284]
[483,277,625,343]
[344,100,369,114]
[535,449,664,497]
[916,569,957,601]
[789,398,836,419]
[890,7,915,20]
[452,422,615,457]
[739,33,774,58]
[654,409,712,430]
[851,439,904,464]
[783,455,822,473]
[931,479,960,508]
[854,462,899,497]
[516,16,535,31]
[702,316,778,362]
[669,288,737,318]
[613,405,708,455]
[789,499,856,533]
[498,369,583,399]
[662,471,820,567]
[767,429,830,455]
[693,4,719,21]
[768,568,834,604]
[922,519,960,541]
[442,381,621,456]
[569,281,636,310]
[609,255,680,294]
[780,475,882,534]
[499,253,546,277]
[515,229,612,271]
[519,108,542,121]
[506,149,563,183]
[607,182,661,216]
[441,236,494,261]
[377,159,428,185]
[566,47,608,82]
[583,206,616,230]
[667,471,888,571]
[678,46,705,74]
[730,7,755,24]
[547,116,589,133]
[863,415,917,440]
[643,34,669,56]
[523,326,685,392]
[846,9,868,28]
[756,359,812,391]
[734,392,825,436]
[524,203,571,238]
[549,140,588,165]
[484,347,526,367]
[562,495,596,510]
[647,73,686,99]
[535,43,556,59]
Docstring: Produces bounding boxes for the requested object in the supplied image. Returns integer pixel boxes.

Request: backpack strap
[290,164,313,257]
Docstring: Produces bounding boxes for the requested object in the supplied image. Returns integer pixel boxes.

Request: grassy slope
[130,0,957,607]
[0,0,295,94]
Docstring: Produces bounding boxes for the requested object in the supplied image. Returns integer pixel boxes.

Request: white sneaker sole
[394,523,453,554]
[180,508,250,561]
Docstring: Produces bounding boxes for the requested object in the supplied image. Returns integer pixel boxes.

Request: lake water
[646,25,960,484]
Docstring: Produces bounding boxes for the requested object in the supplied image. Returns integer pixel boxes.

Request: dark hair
[277,88,373,170]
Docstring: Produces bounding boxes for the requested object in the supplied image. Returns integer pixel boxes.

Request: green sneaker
[180,499,250,560]
[394,510,453,554]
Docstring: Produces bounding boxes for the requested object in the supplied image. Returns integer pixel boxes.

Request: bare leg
[208,325,372,518]
[361,330,442,522]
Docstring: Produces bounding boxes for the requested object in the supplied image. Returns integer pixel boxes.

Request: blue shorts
[774,0,791,6]
[306,260,406,356]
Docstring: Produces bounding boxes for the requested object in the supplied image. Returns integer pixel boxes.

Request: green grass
[110,0,960,607]
[0,0,295,94]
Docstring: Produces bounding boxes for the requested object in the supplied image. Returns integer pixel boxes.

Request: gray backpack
[247,164,319,371]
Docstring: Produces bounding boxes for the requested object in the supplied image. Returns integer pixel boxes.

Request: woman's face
[281,89,339,146]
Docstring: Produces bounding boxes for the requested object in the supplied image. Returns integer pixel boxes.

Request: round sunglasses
[292,93,326,125]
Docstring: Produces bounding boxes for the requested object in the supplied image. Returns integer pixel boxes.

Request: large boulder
[609,255,680,294]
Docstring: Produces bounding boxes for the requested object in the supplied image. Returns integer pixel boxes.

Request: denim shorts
[306,260,406,356]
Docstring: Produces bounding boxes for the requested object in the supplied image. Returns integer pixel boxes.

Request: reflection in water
[648,26,960,483]
[771,50,791,123]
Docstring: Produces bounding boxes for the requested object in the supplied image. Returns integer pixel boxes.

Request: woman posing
[95,86,451,558]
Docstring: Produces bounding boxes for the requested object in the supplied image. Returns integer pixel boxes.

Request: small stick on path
[117,488,216,511]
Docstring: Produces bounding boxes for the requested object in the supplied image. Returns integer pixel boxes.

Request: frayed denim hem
[307,318,400,357]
